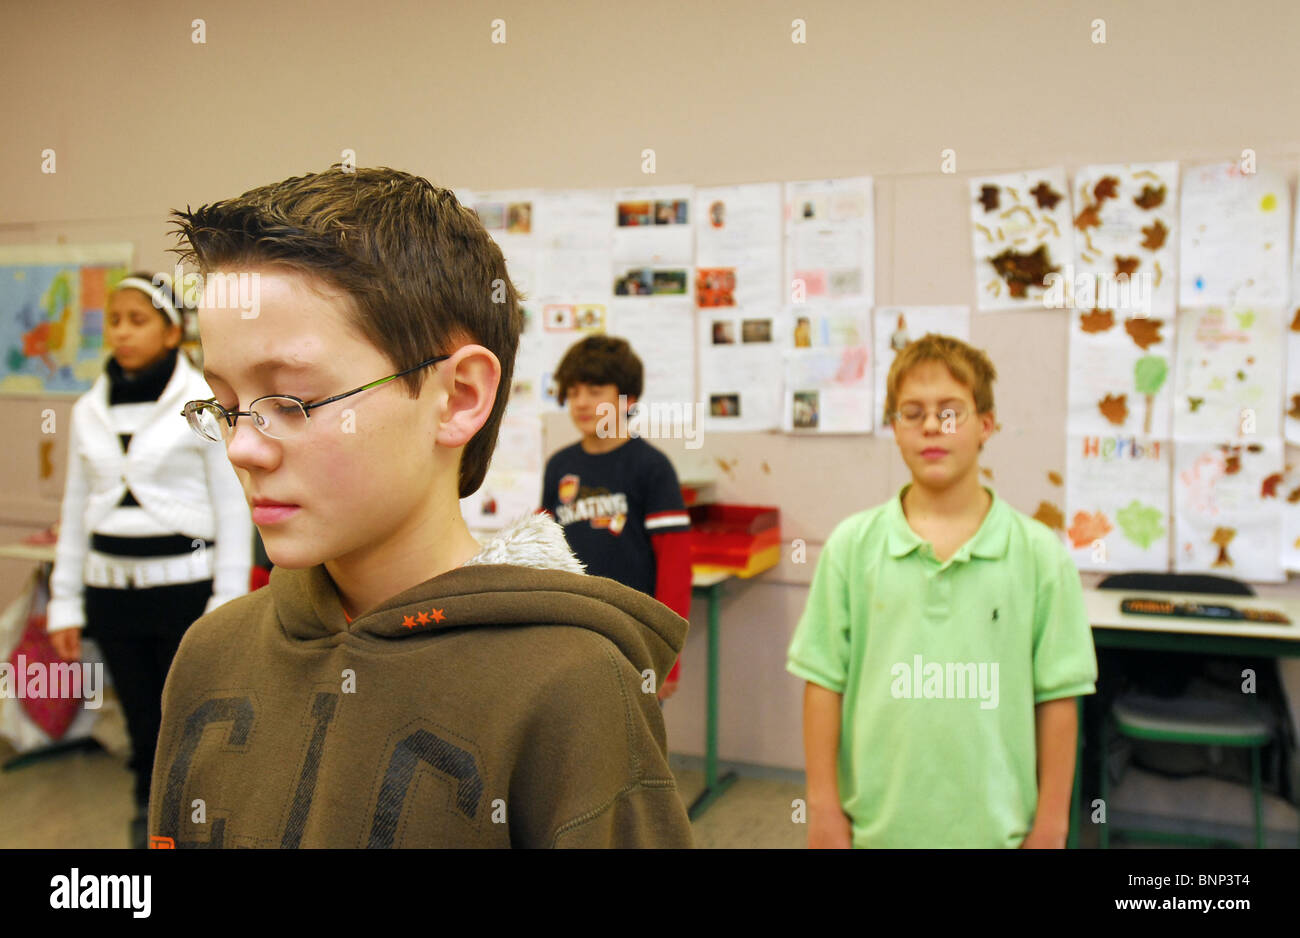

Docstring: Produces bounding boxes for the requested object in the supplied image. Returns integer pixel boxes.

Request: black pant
[84,579,213,807]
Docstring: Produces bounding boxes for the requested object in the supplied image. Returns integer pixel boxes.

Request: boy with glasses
[150,166,693,848]
[787,334,1097,848]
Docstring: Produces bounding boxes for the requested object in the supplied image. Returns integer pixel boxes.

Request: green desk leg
[1067,697,1084,848]
[688,581,738,819]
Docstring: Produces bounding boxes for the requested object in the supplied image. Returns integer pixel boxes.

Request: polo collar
[887,484,1010,562]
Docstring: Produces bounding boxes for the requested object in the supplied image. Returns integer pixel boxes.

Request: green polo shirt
[787,484,1097,848]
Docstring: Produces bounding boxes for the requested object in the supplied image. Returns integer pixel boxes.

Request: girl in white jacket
[46,271,252,847]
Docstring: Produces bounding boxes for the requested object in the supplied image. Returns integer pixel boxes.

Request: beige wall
[4,0,1300,782]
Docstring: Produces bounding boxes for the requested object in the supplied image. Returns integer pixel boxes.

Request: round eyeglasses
[892,402,971,429]
[182,353,451,442]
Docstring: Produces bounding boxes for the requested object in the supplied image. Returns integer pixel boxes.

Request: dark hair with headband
[113,270,182,327]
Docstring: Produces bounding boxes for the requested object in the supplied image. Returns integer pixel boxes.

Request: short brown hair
[552,335,643,404]
[167,165,522,498]
[884,333,997,422]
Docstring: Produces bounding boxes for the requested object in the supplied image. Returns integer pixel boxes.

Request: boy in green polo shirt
[787,334,1097,848]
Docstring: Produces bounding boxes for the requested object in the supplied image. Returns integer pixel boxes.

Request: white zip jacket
[47,351,253,632]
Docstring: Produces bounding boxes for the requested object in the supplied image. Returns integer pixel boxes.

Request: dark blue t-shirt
[541,437,690,596]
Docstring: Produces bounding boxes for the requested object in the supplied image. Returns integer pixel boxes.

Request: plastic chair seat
[1112,692,1272,745]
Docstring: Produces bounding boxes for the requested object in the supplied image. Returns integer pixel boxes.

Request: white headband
[115,276,181,326]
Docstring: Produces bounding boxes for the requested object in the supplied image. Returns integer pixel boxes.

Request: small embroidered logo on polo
[401,608,447,629]
[991,608,999,621]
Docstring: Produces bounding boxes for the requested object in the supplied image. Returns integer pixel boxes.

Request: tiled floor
[3,739,1294,848]
[0,740,806,848]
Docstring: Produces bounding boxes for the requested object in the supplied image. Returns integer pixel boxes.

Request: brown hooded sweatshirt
[148,513,694,847]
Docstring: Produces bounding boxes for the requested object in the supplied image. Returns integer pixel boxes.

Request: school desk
[1067,587,1300,848]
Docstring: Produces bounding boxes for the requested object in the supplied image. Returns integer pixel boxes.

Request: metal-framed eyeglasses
[181,354,452,442]
[890,401,972,430]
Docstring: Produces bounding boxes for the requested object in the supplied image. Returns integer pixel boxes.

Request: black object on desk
[1120,597,1292,625]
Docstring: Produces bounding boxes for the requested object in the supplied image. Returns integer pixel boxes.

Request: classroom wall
[4,0,1300,783]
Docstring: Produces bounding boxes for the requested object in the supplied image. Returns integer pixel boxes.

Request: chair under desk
[1069,587,1300,847]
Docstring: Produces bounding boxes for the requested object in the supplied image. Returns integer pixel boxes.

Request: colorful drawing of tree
[1116,500,1164,549]
[1211,527,1236,567]
[1134,355,1167,434]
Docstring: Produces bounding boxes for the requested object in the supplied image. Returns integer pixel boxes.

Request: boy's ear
[434,344,501,448]
[978,409,997,446]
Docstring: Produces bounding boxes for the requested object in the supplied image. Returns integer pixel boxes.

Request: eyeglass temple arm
[304,354,452,412]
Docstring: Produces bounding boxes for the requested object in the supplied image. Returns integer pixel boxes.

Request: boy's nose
[224,420,280,470]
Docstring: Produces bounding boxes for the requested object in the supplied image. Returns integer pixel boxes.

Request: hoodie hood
[268,512,686,686]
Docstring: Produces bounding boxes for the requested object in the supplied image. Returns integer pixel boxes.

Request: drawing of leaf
[1140,219,1168,251]
[1068,511,1113,548]
[1125,318,1164,349]
[1098,393,1129,425]
[1094,177,1120,202]
[1030,181,1063,210]
[1074,204,1101,230]
[1134,184,1166,209]
[1080,308,1115,332]
[1116,500,1165,550]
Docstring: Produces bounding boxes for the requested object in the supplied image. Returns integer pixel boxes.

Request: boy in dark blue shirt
[541,336,692,699]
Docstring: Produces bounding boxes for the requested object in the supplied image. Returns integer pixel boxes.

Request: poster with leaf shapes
[969,168,1074,311]
[1065,433,1171,572]
[1173,307,1283,441]
[1173,437,1284,581]
[1067,307,1174,438]
[1071,162,1179,317]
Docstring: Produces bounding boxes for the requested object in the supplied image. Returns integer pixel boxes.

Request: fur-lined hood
[462,512,586,575]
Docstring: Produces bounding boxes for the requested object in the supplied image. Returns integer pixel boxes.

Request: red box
[689,504,780,567]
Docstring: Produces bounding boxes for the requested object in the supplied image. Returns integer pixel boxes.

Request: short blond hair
[884,333,997,423]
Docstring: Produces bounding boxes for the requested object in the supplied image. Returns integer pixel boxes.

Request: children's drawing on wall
[784,177,874,306]
[969,168,1074,311]
[1173,438,1284,580]
[1065,434,1171,572]
[1180,161,1290,308]
[1071,162,1178,316]
[1173,307,1283,441]
[1067,307,1173,438]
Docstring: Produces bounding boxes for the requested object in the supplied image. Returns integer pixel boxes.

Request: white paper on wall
[784,177,874,307]
[698,307,782,432]
[1172,437,1285,582]
[612,185,695,300]
[607,297,696,411]
[534,189,615,298]
[1179,161,1291,308]
[694,182,783,309]
[1172,307,1284,441]
[781,345,872,434]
